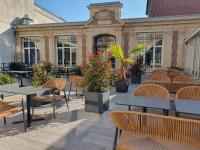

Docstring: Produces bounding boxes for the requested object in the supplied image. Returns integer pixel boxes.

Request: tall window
[94,34,116,68]
[56,35,77,67]
[22,37,40,65]
[136,33,163,68]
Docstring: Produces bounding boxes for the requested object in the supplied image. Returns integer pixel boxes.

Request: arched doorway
[94,34,116,68]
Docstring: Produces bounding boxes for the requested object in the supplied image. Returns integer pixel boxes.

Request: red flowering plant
[81,51,112,93]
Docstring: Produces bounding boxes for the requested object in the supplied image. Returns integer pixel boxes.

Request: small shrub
[81,51,112,93]
[0,72,14,85]
[32,62,54,87]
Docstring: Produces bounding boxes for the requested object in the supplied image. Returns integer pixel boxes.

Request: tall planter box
[85,91,109,114]
[131,75,141,84]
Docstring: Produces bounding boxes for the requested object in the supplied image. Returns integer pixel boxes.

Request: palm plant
[108,44,145,81]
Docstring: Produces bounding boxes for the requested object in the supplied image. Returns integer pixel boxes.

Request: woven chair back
[176,86,200,100]
[173,75,195,83]
[150,75,171,82]
[134,84,169,99]
[110,111,200,147]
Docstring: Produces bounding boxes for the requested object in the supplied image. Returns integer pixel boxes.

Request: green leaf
[130,43,146,55]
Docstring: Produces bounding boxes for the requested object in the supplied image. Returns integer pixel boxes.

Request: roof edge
[34,3,66,22]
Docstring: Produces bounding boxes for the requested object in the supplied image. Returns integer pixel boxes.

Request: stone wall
[0,0,63,65]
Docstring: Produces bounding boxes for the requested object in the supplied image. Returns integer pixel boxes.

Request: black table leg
[176,112,180,117]
[163,109,169,116]
[142,107,147,113]
[26,95,32,127]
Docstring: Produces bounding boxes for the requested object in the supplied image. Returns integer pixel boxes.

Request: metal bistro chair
[0,94,26,132]
[32,78,69,118]
[68,76,84,101]
[133,84,170,114]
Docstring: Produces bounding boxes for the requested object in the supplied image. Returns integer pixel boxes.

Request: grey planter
[85,91,110,113]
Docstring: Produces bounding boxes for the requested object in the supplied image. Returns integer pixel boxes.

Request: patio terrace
[0,82,199,150]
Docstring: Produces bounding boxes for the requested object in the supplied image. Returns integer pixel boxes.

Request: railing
[185,68,200,79]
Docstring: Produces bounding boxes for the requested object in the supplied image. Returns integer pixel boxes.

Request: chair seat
[32,95,65,102]
[117,132,168,150]
[0,104,22,118]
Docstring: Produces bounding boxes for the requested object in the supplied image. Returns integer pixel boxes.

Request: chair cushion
[0,104,22,118]
[32,95,65,102]
[117,132,168,150]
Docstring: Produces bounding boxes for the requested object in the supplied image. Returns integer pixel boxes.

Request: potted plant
[129,44,146,84]
[108,44,134,93]
[81,51,112,113]
[129,57,144,84]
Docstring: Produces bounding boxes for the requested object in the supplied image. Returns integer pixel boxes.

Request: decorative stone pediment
[86,10,124,26]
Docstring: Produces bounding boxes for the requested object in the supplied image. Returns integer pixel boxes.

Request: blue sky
[35,0,147,22]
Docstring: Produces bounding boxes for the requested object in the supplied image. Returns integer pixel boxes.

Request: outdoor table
[0,86,51,127]
[115,95,171,115]
[3,70,33,87]
[175,99,200,117]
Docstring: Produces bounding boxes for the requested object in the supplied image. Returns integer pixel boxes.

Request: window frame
[21,37,40,65]
[55,35,77,67]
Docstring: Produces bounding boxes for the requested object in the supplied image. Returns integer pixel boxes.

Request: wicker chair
[110,111,200,150]
[69,76,84,100]
[0,95,26,132]
[133,84,169,114]
[173,75,195,83]
[176,86,200,100]
[150,75,171,82]
[32,78,69,118]
[134,84,169,99]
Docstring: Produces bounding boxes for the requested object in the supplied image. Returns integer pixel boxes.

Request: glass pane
[24,42,28,48]
[30,41,35,47]
[57,41,63,47]
[37,49,40,64]
[57,49,63,65]
[145,47,153,65]
[155,47,162,64]
[156,40,162,46]
[24,49,29,64]
[30,49,35,65]
[72,52,76,66]
[63,42,70,47]
[64,48,70,65]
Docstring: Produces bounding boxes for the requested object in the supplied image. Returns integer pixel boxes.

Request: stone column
[82,34,87,65]
[44,35,49,62]
[123,32,129,58]
[15,32,22,62]
[171,31,178,67]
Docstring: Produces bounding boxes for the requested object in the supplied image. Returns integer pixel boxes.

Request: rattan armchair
[150,75,171,82]
[176,86,200,100]
[69,76,84,101]
[0,95,26,132]
[173,75,195,83]
[133,84,169,114]
[110,111,200,150]
[32,78,69,118]
[134,84,169,99]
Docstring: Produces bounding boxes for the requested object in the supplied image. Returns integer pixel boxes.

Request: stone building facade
[0,0,64,65]
[14,1,200,70]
